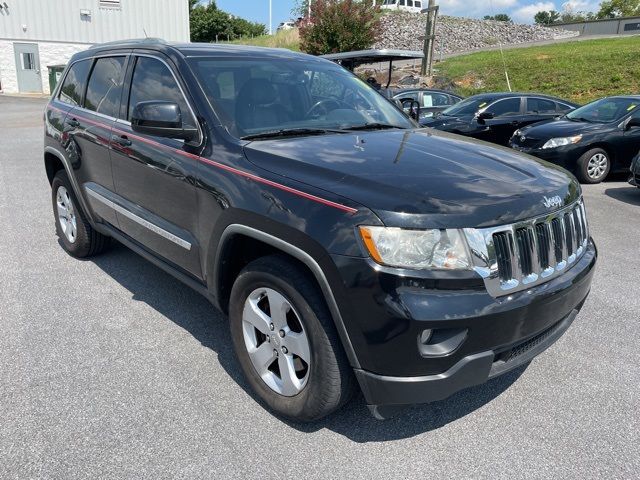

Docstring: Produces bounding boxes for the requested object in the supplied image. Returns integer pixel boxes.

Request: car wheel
[229,255,356,422]
[576,148,610,184]
[52,170,109,257]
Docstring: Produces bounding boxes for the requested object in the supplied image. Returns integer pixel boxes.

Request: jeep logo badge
[543,195,563,209]
[520,135,526,142]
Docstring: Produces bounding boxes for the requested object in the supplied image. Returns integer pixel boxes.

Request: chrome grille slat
[464,199,589,297]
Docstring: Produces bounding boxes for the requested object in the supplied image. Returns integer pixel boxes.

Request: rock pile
[373,13,578,56]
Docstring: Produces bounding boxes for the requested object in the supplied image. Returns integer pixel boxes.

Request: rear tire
[576,148,610,184]
[229,255,356,422]
[51,170,109,258]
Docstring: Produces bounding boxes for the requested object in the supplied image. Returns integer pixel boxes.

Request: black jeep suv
[44,40,597,421]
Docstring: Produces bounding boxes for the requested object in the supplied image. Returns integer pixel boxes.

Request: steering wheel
[305,98,350,118]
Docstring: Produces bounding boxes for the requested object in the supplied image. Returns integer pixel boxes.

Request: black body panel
[43,41,597,413]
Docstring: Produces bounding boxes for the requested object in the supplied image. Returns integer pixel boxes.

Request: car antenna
[488,0,512,92]
[143,28,148,38]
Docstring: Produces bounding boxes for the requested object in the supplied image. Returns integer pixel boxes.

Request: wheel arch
[44,146,95,224]
[213,224,361,369]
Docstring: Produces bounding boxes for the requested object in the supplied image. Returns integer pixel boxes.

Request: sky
[213,1,603,30]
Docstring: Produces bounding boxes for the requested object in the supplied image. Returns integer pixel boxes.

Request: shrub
[299,0,380,55]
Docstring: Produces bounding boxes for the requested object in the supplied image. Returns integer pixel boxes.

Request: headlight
[542,135,582,149]
[513,129,521,138]
[358,226,471,270]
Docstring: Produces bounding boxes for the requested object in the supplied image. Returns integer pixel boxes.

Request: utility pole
[420,0,439,76]
[269,0,272,35]
[308,0,312,18]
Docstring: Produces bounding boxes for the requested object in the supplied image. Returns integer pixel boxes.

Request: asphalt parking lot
[1,95,638,479]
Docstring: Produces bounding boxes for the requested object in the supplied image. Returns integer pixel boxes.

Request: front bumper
[509,142,583,169]
[331,240,597,416]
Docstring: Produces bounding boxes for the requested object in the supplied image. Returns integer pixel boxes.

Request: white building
[0,0,190,94]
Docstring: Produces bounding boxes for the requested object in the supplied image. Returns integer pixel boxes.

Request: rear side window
[526,98,557,114]
[486,98,521,117]
[84,56,126,117]
[127,56,197,130]
[58,60,91,106]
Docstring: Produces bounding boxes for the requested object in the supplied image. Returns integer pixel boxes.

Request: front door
[14,43,42,93]
[111,54,203,278]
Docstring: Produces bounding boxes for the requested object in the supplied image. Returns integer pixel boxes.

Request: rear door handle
[111,134,132,147]
[65,118,80,128]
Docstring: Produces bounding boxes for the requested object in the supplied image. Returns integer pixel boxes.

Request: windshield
[441,96,496,116]
[566,97,639,123]
[188,57,414,139]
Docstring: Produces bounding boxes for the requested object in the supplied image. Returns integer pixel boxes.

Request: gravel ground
[0,96,638,479]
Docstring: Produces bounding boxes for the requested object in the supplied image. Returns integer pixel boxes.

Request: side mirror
[626,117,640,130]
[131,101,198,141]
[477,111,494,122]
[400,98,421,121]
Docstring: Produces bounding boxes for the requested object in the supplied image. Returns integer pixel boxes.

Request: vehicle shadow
[91,242,526,442]
[604,186,640,207]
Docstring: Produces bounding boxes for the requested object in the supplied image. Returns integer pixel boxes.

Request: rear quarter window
[58,60,92,107]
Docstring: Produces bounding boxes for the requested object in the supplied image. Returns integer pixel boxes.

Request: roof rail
[89,38,167,49]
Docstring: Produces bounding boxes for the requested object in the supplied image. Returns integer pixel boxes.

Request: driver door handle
[111,134,132,147]
[65,118,80,128]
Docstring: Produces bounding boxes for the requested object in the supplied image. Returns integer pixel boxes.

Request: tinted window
[486,98,521,116]
[526,98,557,114]
[557,102,574,113]
[128,56,196,130]
[84,56,125,117]
[59,60,91,107]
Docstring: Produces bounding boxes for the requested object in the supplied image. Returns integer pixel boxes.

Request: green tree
[534,10,561,25]
[597,0,640,18]
[483,14,512,22]
[189,2,266,42]
[299,0,380,55]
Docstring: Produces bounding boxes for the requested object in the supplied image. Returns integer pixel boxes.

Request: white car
[277,21,296,31]
[380,0,424,14]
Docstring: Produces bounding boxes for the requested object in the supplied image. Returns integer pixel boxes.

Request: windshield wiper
[340,123,404,131]
[241,128,345,140]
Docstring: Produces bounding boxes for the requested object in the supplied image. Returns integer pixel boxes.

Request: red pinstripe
[47,105,358,214]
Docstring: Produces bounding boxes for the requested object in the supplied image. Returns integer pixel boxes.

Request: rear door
[67,55,128,227]
[110,53,203,277]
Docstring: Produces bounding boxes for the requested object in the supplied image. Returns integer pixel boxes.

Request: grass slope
[229,29,301,51]
[436,36,640,103]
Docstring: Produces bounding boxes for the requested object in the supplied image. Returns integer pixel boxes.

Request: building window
[99,0,121,9]
[21,53,36,70]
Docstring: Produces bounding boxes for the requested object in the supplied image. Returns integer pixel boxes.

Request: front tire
[51,170,109,258]
[576,148,610,184]
[229,255,356,422]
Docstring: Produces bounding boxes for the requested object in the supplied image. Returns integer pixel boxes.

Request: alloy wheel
[587,153,608,180]
[56,186,77,243]
[242,287,311,396]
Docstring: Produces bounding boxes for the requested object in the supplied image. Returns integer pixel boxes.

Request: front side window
[567,97,639,123]
[189,57,414,139]
[128,56,197,130]
[59,59,92,106]
[84,56,126,117]
[485,97,521,117]
[526,98,557,114]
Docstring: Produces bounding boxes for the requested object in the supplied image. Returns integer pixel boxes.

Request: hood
[520,117,606,138]
[421,114,474,131]
[243,128,580,229]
